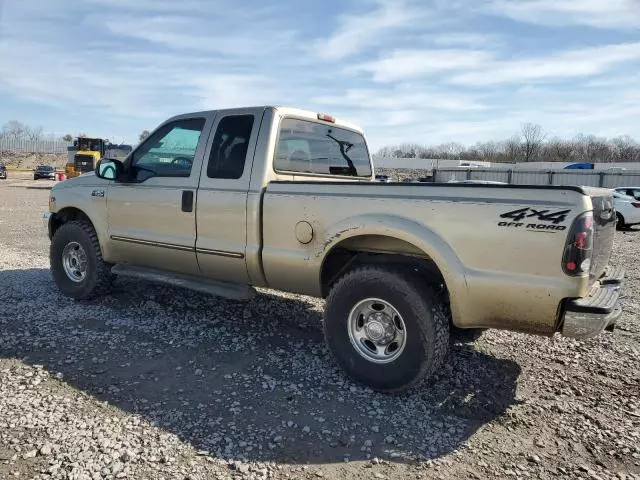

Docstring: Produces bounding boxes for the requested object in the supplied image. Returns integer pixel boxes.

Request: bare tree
[503,135,521,163]
[24,125,44,141]
[2,120,26,140]
[375,127,639,164]
[610,135,638,162]
[521,123,545,162]
[547,138,575,162]
[476,141,500,162]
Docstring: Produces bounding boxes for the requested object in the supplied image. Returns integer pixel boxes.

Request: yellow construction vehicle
[65,137,107,178]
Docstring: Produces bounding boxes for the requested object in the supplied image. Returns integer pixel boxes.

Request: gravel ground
[1,177,638,480]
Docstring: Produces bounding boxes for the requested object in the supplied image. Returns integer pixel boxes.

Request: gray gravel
[1,176,638,480]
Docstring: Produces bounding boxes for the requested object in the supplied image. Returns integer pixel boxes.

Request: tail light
[562,211,593,276]
[632,202,640,208]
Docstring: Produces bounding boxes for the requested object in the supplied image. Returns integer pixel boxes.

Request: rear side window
[274,118,372,177]
[207,115,255,179]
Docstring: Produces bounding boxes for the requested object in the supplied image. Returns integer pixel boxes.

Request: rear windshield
[274,118,372,177]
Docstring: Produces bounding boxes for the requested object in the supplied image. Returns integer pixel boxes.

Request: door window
[131,118,205,181]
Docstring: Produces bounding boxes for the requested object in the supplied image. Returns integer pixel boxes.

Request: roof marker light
[317,113,336,123]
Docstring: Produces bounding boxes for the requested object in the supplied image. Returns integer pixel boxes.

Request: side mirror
[95,158,123,180]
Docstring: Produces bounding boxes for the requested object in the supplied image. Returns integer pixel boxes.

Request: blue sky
[0,0,639,150]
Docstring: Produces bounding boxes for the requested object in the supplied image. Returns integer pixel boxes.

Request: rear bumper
[561,265,624,340]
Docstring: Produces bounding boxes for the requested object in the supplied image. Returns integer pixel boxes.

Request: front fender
[49,184,109,257]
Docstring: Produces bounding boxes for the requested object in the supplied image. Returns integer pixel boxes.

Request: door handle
[181,190,194,212]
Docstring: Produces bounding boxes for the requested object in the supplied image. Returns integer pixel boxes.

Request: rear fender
[319,214,468,324]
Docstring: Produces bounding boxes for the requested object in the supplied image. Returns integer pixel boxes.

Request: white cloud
[431,32,502,48]
[313,87,487,112]
[187,74,282,109]
[355,49,493,82]
[1,0,639,150]
[488,0,640,29]
[313,0,429,61]
[102,15,298,57]
[451,42,640,85]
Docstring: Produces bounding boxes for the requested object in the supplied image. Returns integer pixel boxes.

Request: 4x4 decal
[500,207,570,224]
[498,207,571,232]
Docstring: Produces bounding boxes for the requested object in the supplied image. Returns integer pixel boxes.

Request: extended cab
[44,106,624,392]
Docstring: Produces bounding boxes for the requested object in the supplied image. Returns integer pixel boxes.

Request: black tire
[616,213,626,231]
[324,266,449,393]
[50,220,114,299]
[450,326,486,343]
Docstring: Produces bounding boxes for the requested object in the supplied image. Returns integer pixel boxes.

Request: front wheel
[324,266,450,393]
[616,213,626,231]
[50,220,114,299]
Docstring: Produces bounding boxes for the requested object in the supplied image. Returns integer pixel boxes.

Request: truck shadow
[0,268,521,465]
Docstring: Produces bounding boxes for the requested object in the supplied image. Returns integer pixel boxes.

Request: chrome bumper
[562,303,622,340]
[562,267,625,340]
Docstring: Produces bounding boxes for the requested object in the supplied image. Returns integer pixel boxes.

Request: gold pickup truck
[43,106,624,392]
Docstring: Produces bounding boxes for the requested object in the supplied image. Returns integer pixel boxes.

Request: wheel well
[49,207,92,239]
[320,235,448,299]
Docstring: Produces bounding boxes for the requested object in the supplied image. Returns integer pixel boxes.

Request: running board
[111,265,255,301]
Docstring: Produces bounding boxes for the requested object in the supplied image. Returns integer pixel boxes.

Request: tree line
[1,120,75,143]
[376,123,640,163]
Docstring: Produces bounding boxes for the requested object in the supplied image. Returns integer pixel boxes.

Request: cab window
[274,118,372,177]
[206,115,255,179]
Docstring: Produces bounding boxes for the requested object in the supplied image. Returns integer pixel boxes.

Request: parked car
[34,165,56,180]
[612,190,640,230]
[613,187,640,201]
[43,106,623,393]
[374,174,390,183]
[564,162,594,170]
[0,163,6,179]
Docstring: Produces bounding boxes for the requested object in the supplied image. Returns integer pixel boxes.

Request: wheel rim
[347,298,407,364]
[61,242,88,283]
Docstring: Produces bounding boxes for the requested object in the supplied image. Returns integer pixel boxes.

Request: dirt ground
[0,152,67,171]
[0,174,638,480]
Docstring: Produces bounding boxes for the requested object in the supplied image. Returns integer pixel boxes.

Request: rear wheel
[616,213,626,230]
[324,266,449,393]
[50,220,114,299]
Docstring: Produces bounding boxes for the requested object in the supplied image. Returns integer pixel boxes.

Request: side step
[111,265,256,301]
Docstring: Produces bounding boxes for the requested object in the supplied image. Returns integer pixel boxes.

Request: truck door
[195,108,265,284]
[106,113,215,275]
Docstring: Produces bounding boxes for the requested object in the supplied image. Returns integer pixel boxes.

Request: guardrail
[433,168,640,188]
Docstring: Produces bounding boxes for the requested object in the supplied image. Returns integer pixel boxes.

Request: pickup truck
[44,106,624,392]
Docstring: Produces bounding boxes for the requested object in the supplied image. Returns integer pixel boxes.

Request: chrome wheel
[348,298,407,364]
[61,242,87,283]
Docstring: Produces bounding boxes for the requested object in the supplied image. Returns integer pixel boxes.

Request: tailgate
[589,193,616,284]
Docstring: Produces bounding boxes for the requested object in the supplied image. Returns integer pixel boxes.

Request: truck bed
[260,181,615,334]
